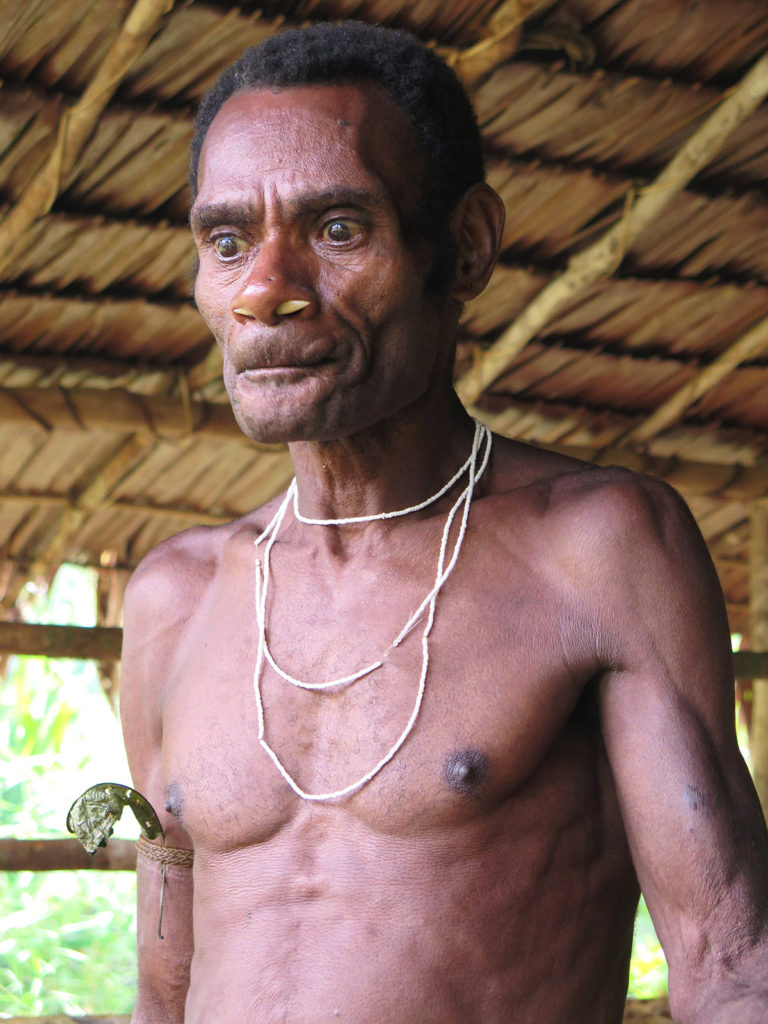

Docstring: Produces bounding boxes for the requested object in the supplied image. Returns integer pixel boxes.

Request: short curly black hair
[189,21,486,291]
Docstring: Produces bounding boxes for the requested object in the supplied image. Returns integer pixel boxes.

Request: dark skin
[121,83,768,1024]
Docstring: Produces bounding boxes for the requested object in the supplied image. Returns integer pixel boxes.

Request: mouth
[238,357,334,381]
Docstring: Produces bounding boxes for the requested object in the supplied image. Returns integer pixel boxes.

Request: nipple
[164,781,185,823]
[443,749,488,793]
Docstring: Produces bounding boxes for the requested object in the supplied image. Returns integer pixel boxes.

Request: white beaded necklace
[252,420,492,802]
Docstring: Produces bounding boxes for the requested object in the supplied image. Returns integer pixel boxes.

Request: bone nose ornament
[275,299,311,316]
[233,300,310,318]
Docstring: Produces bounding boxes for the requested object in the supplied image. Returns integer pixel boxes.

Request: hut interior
[1,0,768,1018]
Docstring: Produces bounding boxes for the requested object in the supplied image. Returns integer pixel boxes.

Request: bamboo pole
[456,49,768,407]
[735,651,768,679]
[0,1018,666,1024]
[0,1000,668,1022]
[0,0,175,277]
[1,1018,130,1024]
[0,619,759,675]
[626,314,768,444]
[0,837,136,871]
[749,502,768,819]
[0,622,122,660]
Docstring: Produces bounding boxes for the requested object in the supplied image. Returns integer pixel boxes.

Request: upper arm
[121,536,209,1022]
[575,474,768,1018]
[121,537,201,849]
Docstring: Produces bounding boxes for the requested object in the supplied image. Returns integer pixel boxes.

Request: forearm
[699,988,768,1024]
[670,943,768,1024]
[717,1001,768,1024]
[133,856,194,1024]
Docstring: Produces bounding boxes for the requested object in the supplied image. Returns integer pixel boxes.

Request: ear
[448,183,506,303]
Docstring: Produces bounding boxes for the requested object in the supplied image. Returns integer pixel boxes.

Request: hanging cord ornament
[66,782,188,940]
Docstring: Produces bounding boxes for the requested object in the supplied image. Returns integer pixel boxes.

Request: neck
[287,395,476,524]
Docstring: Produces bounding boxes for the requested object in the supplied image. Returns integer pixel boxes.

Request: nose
[231,235,317,326]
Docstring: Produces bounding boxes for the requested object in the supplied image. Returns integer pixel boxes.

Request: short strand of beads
[252,420,491,802]
[292,432,481,525]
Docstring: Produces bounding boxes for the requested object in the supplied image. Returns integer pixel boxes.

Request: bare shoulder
[124,497,283,628]
[486,435,722,630]
[120,496,286,714]
[489,433,697,553]
[491,437,732,673]
[124,522,226,625]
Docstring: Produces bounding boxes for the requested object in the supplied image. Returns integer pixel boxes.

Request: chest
[160,525,604,851]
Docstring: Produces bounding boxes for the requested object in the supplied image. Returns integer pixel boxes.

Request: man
[120,21,768,1024]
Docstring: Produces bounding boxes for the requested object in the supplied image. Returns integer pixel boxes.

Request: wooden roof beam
[0,386,247,442]
[623,314,768,446]
[0,385,767,499]
[0,491,231,525]
[0,352,186,390]
[456,50,768,407]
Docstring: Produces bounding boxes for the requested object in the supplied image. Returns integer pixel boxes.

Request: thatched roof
[1,0,767,636]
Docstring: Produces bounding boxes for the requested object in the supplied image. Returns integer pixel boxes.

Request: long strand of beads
[256,422,491,691]
[252,421,491,801]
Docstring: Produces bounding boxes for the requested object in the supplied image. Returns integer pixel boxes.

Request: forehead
[195,83,424,213]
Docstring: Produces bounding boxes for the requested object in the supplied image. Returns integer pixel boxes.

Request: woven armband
[137,833,194,867]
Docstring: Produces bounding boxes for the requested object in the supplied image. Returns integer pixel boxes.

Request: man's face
[190,83,456,445]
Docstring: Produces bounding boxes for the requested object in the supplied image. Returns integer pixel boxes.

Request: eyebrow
[189,187,383,232]
[189,202,258,233]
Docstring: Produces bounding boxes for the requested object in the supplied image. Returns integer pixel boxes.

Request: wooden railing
[1,999,674,1022]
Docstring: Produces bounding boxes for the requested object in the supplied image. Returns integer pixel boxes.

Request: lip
[231,331,338,375]
[239,358,333,380]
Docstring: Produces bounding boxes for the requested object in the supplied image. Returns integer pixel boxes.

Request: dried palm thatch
[0,0,766,646]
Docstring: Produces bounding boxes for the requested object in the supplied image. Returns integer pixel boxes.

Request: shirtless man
[120,21,768,1024]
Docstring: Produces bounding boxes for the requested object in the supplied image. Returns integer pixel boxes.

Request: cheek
[194,268,229,340]
[321,248,428,326]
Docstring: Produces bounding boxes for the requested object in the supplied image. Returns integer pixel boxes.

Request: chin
[227,373,368,446]
[229,397,331,446]
[225,375,321,445]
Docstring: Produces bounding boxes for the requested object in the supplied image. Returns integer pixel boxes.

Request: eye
[213,234,246,260]
[321,219,362,244]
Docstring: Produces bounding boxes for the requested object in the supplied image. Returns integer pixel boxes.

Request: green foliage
[628,897,668,998]
[0,871,136,1016]
[0,565,137,1017]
